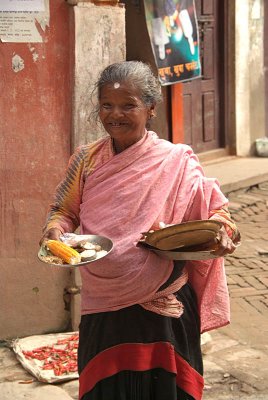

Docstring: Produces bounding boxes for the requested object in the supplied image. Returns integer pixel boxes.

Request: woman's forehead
[99,82,142,99]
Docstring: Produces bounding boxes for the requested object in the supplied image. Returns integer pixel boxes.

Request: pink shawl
[79,131,230,333]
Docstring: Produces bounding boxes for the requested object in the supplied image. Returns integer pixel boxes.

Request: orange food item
[46,240,81,265]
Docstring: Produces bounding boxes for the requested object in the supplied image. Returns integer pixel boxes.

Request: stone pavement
[0,177,267,399]
[203,181,268,400]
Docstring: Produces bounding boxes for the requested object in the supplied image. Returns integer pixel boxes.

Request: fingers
[212,226,237,256]
[39,228,62,246]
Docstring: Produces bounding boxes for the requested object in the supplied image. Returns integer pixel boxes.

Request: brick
[252,215,268,222]
[243,208,256,216]
[255,202,268,212]
[255,228,268,235]
[228,368,268,391]
[259,262,268,270]
[245,260,259,269]
[230,287,268,298]
[236,210,250,219]
[231,297,259,315]
[250,189,268,200]
[254,222,268,229]
[232,214,243,223]
[236,194,264,204]
[249,259,268,269]
[228,201,243,211]
[239,233,257,241]
[246,299,268,315]
[227,276,236,285]
[243,276,267,290]
[228,284,240,291]
[231,275,250,287]
[250,205,263,214]
[228,189,247,198]
[247,295,267,301]
[226,268,251,276]
[241,232,256,240]
[228,258,250,267]
[239,271,268,279]
[235,261,253,269]
[256,276,268,286]
[227,259,251,267]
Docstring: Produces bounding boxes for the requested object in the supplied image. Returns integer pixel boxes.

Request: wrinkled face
[98,82,154,148]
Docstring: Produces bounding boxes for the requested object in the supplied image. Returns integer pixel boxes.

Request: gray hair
[96,61,162,106]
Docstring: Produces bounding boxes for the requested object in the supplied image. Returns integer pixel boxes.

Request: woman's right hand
[39,228,62,246]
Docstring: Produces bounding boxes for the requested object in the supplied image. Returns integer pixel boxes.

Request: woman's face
[98,82,154,150]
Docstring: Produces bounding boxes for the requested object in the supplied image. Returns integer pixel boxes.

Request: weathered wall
[72,2,126,149]
[235,0,265,156]
[249,0,265,145]
[0,0,73,339]
[0,0,126,337]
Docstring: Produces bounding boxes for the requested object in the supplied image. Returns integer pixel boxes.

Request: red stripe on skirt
[79,342,204,400]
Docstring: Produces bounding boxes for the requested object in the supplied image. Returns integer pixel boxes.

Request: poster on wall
[0,0,45,12]
[0,0,48,43]
[144,0,201,85]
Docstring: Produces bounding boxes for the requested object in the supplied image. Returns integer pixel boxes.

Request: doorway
[171,0,226,154]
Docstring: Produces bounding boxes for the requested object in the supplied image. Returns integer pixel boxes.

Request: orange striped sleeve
[44,146,86,234]
[209,205,241,243]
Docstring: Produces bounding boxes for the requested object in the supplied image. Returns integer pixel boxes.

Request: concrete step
[202,156,268,194]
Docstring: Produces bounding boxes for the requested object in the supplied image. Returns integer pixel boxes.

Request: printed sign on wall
[144,0,201,85]
[0,0,45,12]
[0,0,48,42]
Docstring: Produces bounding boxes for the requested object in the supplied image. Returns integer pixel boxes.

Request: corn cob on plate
[38,235,113,267]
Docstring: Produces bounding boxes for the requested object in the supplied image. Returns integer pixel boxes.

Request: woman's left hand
[212,226,238,256]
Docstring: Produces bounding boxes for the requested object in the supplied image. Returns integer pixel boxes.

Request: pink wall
[0,1,74,338]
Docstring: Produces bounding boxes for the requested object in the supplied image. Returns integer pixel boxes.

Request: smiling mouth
[108,122,127,127]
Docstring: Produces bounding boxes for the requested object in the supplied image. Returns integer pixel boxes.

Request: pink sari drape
[79,131,230,332]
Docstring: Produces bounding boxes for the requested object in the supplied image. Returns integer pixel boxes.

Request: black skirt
[78,266,203,400]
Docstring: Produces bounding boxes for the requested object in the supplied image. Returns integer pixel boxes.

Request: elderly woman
[40,61,240,400]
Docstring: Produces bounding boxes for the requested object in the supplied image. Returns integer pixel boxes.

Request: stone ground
[0,182,267,399]
[203,182,268,400]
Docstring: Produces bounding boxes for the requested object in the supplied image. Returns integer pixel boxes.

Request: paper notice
[0,0,49,42]
[0,1,45,12]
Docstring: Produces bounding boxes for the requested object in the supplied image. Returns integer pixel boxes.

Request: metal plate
[143,220,222,251]
[152,248,219,261]
[138,241,219,260]
[38,235,113,267]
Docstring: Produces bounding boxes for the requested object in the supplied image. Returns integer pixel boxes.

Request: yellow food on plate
[46,240,81,265]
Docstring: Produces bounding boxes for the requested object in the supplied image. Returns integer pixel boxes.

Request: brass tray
[152,248,218,260]
[142,220,222,251]
[139,241,219,260]
[38,234,113,267]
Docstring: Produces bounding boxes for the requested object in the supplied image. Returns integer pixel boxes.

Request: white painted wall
[72,2,126,149]
[235,0,265,156]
